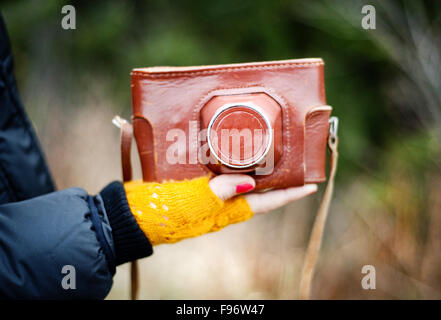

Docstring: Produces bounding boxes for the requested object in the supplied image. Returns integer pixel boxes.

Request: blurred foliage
[1,0,440,183]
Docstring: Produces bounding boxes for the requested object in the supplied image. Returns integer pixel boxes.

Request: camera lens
[207,103,273,168]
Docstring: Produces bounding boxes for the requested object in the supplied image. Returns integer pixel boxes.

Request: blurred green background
[1,0,440,299]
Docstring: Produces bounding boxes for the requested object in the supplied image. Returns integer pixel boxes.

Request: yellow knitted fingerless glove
[124,177,253,245]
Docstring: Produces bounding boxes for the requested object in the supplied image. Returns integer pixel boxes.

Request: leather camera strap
[121,123,133,182]
[114,115,338,301]
[113,116,139,300]
[299,118,338,299]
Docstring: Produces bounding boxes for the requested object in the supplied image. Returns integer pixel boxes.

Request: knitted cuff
[100,181,153,266]
[211,196,254,232]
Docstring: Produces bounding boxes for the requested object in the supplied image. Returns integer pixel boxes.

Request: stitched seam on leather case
[131,62,323,78]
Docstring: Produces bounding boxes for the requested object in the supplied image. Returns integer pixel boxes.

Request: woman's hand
[124,175,317,245]
[209,174,317,214]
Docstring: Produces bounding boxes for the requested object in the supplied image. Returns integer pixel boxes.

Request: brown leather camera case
[131,58,332,190]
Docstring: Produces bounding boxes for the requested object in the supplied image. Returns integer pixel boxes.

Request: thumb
[209,174,256,200]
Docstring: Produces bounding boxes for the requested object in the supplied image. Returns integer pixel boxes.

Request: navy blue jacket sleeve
[0,181,153,299]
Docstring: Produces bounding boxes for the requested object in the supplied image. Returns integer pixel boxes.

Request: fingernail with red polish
[236,183,255,194]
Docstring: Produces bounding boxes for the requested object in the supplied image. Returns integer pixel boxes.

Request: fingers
[209,175,317,214]
[209,174,256,200]
[245,184,318,214]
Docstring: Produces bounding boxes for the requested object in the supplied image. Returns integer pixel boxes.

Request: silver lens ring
[206,101,273,169]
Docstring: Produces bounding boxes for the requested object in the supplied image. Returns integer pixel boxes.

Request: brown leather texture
[200,93,283,174]
[131,58,331,189]
[121,121,133,182]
